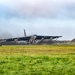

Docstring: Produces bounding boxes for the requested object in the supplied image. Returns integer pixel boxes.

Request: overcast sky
[0,0,75,40]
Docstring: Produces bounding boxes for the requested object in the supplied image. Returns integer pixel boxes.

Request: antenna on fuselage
[24,29,26,37]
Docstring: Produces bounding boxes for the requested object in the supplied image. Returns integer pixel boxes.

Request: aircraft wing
[35,35,62,40]
[1,35,62,42]
[3,36,31,41]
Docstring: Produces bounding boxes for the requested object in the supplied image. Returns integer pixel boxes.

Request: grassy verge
[0,45,75,75]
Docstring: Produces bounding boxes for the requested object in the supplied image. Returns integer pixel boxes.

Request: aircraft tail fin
[24,29,26,37]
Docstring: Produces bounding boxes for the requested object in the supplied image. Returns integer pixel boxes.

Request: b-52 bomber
[0,29,62,45]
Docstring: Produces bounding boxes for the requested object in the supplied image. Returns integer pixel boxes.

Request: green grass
[0,45,75,75]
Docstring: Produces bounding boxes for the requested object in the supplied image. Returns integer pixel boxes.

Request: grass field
[0,45,75,75]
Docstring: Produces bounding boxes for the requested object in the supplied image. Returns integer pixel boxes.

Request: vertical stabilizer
[24,29,26,37]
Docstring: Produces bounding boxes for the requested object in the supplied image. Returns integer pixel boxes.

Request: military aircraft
[0,29,62,44]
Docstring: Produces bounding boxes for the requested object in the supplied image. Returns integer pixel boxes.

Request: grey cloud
[1,0,75,18]
[10,0,75,18]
